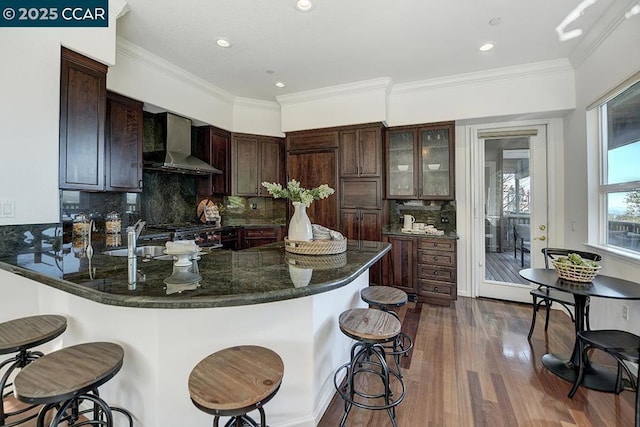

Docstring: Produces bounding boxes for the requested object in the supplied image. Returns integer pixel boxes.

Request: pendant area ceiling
[116,0,617,101]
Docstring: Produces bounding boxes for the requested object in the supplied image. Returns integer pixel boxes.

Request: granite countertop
[382,225,458,239]
[0,239,389,309]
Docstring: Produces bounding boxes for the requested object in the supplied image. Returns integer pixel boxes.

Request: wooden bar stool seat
[188,345,284,427]
[360,287,414,377]
[13,342,133,427]
[0,315,67,426]
[334,308,405,427]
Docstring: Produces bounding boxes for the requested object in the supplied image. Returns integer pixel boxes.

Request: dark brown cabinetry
[382,234,457,305]
[105,91,143,192]
[417,238,457,304]
[232,134,285,197]
[220,228,239,250]
[381,235,416,295]
[339,127,382,177]
[242,227,283,249]
[386,121,455,200]
[286,130,340,230]
[59,47,107,190]
[195,126,231,195]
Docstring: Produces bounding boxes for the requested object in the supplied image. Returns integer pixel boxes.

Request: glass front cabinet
[386,121,455,200]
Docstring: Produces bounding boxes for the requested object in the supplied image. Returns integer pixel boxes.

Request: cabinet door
[232,136,259,196]
[259,138,284,196]
[340,179,381,209]
[105,92,143,192]
[195,126,230,195]
[418,123,455,200]
[358,127,382,177]
[381,235,416,294]
[288,150,338,230]
[386,129,417,199]
[59,48,107,190]
[340,128,382,178]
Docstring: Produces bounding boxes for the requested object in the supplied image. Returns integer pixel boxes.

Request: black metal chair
[513,224,531,267]
[568,330,640,427]
[527,248,602,340]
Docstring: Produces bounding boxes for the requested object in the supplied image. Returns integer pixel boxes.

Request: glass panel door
[475,124,548,303]
[420,128,450,197]
[387,130,416,198]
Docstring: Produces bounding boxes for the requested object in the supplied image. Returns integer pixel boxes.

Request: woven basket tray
[552,260,601,283]
[284,237,347,255]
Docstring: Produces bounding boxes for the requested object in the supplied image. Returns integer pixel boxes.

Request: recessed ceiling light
[479,43,494,52]
[275,82,286,88]
[215,37,232,48]
[489,17,502,26]
[295,0,314,12]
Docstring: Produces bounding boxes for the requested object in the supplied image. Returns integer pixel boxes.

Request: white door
[471,123,550,303]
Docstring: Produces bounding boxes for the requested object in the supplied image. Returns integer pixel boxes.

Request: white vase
[289,201,313,242]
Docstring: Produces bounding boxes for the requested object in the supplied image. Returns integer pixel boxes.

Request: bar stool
[13,342,133,427]
[334,308,406,427]
[188,345,284,427]
[360,287,414,377]
[0,314,67,426]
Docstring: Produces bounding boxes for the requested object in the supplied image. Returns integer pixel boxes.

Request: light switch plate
[0,199,15,218]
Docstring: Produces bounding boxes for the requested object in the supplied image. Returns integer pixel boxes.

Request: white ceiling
[116,0,616,101]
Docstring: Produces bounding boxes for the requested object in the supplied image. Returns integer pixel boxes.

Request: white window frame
[592,73,640,259]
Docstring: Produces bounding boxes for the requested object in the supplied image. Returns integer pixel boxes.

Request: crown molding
[569,0,637,68]
[234,97,281,111]
[391,59,574,96]
[276,77,392,105]
[116,37,236,105]
[110,0,129,20]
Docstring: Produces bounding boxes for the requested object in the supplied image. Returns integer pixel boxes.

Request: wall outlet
[623,305,630,321]
[440,216,449,223]
[0,199,15,218]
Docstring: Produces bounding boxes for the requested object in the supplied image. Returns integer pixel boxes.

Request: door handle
[534,235,546,241]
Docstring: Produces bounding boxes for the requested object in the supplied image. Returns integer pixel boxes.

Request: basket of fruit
[552,253,601,283]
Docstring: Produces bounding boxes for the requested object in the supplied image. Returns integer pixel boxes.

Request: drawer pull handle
[434,286,439,292]
[433,271,438,276]
[433,256,438,261]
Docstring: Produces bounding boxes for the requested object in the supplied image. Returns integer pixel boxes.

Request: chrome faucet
[132,219,146,240]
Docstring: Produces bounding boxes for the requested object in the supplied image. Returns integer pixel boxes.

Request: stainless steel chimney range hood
[143,112,222,175]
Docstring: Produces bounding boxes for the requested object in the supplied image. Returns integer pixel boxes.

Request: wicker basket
[552,260,601,283]
[284,237,347,255]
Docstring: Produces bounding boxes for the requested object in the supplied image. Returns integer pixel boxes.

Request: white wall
[563,8,640,331]
[0,1,122,226]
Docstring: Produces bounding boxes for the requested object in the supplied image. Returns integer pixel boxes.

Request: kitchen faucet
[127,219,146,285]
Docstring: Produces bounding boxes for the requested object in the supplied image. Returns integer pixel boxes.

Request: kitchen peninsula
[0,239,389,426]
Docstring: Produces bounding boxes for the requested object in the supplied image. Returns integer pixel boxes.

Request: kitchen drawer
[418,265,455,283]
[244,228,279,238]
[418,249,455,267]
[417,238,455,252]
[419,279,454,298]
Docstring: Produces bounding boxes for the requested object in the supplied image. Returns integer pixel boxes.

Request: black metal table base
[542,353,623,393]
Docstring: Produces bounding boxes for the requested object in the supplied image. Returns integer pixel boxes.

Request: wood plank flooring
[319,297,636,426]
[485,250,530,284]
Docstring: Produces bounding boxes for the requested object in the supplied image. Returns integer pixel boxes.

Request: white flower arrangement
[261,179,335,207]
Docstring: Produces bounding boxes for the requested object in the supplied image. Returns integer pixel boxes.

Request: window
[599,78,640,254]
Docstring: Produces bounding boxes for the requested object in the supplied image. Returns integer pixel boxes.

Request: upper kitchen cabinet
[386,121,455,200]
[59,47,107,190]
[105,91,144,192]
[195,126,231,195]
[231,133,285,197]
[339,124,383,178]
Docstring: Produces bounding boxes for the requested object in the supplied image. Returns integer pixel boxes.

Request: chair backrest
[514,224,530,241]
[541,248,602,268]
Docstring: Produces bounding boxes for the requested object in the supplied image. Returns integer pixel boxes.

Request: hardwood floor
[319,297,636,426]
